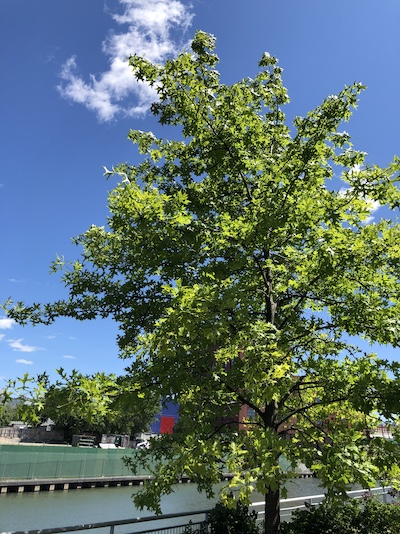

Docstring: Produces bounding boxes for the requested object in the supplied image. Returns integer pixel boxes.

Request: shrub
[208,500,259,534]
[279,495,400,534]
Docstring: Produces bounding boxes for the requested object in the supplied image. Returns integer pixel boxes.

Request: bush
[208,500,259,534]
[279,495,400,534]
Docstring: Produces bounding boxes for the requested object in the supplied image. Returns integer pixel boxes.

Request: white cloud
[63,355,76,359]
[0,334,5,341]
[0,317,15,330]
[15,359,33,365]
[364,197,381,224]
[339,186,381,224]
[57,0,194,121]
[8,339,42,353]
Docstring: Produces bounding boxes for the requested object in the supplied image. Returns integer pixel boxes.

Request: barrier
[0,509,211,534]
[0,445,148,480]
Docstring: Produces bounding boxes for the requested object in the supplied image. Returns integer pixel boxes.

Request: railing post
[109,525,115,534]
[205,511,209,532]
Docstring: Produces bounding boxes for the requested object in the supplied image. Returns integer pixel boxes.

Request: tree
[0,400,18,427]
[37,371,161,442]
[4,31,400,534]
[2,370,160,443]
[1,374,47,426]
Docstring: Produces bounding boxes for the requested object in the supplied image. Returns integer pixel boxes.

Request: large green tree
[38,371,160,442]
[4,32,400,533]
[3,371,160,442]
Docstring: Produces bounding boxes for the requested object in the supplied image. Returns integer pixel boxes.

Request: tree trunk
[261,400,280,534]
[264,487,280,534]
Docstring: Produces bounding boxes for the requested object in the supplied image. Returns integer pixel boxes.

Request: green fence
[0,445,148,480]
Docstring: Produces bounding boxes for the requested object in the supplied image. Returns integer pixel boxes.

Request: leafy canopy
[4,31,400,533]
[3,370,160,441]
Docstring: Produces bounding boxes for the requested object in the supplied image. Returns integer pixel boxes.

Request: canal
[0,478,323,532]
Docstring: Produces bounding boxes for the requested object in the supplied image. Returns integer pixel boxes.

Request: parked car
[136,440,150,449]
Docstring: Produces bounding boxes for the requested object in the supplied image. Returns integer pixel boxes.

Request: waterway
[0,477,324,532]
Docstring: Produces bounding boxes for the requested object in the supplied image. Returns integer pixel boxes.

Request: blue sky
[1,0,399,384]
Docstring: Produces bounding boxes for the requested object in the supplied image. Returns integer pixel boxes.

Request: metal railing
[1,510,211,534]
[251,486,391,523]
[2,486,392,534]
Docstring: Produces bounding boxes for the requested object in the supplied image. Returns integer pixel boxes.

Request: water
[0,478,323,532]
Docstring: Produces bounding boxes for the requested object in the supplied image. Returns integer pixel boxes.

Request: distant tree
[1,377,42,426]
[4,31,400,534]
[0,402,18,427]
[38,371,160,442]
[6,371,160,442]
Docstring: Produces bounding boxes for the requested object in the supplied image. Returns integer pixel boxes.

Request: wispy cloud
[8,339,42,353]
[364,198,381,224]
[16,359,33,365]
[57,0,194,121]
[0,317,15,330]
[63,355,76,360]
[339,186,381,224]
[0,320,43,353]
